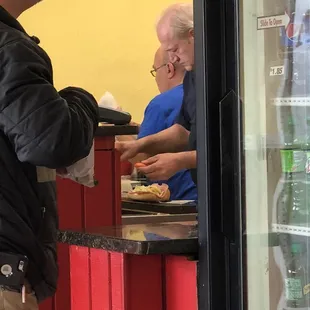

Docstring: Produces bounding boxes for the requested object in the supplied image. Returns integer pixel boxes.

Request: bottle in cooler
[284,243,307,308]
[276,4,310,148]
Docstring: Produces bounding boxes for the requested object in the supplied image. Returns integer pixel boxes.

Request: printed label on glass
[285,278,303,300]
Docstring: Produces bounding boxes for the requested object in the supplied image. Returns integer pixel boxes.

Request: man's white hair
[157,3,194,39]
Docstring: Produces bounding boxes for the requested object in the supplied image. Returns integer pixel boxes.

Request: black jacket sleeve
[0,39,99,168]
[175,71,191,130]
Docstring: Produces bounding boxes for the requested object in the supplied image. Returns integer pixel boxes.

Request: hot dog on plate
[127,183,170,202]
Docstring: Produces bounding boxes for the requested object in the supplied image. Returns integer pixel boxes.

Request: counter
[58,221,198,310]
[122,199,197,215]
[58,221,198,255]
[40,125,139,310]
[96,124,139,136]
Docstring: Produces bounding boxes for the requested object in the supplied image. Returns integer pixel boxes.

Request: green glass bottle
[277,150,307,226]
[285,243,306,308]
[284,114,296,147]
[277,150,310,226]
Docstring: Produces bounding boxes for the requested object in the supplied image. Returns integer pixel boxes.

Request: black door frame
[194,0,244,309]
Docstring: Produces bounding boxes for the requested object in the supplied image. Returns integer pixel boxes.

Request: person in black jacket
[0,0,99,308]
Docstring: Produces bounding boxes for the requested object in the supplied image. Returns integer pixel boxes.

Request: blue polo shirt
[138,84,197,201]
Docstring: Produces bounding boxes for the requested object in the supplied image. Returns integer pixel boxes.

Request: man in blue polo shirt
[136,47,197,200]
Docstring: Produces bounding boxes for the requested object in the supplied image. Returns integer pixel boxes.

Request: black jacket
[0,7,98,301]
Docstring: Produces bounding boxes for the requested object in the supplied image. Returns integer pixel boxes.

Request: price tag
[270,65,284,76]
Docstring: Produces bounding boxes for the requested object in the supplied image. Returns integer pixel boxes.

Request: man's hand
[115,140,141,161]
[129,121,140,129]
[137,153,183,180]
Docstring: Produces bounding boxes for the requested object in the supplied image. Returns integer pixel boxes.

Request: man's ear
[166,63,175,79]
[189,28,194,38]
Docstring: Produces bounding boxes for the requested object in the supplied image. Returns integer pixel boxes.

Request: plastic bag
[98,91,137,142]
[57,143,97,187]
[98,91,120,110]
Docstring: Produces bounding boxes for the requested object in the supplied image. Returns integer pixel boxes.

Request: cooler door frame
[194,0,244,309]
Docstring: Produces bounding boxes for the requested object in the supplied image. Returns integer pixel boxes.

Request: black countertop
[58,221,198,255]
[95,125,139,137]
[122,199,197,214]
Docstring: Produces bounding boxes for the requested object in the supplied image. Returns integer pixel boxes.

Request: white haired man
[116,3,197,184]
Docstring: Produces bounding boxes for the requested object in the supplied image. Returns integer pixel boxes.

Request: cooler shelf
[272,223,310,237]
[271,97,310,106]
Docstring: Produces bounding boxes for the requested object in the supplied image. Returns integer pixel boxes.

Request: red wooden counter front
[38,126,198,310]
[69,246,198,310]
[40,136,122,310]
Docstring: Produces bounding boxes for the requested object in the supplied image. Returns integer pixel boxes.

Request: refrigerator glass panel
[240,0,310,309]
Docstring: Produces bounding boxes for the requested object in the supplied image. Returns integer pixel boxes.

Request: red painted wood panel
[110,252,163,310]
[95,137,115,151]
[89,249,111,310]
[110,252,125,310]
[124,254,163,310]
[83,151,114,227]
[113,150,122,225]
[165,256,198,310]
[70,246,91,310]
[70,248,165,310]
[57,177,84,230]
[54,243,71,310]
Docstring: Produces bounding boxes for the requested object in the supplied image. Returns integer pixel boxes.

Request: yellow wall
[19,0,190,123]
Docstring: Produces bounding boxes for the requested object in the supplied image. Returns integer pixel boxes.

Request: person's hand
[115,140,141,161]
[129,121,140,129]
[137,153,183,180]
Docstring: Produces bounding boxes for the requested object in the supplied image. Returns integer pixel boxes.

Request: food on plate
[127,183,170,202]
[134,162,147,168]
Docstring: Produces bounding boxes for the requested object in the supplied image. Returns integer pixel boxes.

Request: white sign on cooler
[270,66,284,76]
[257,13,290,30]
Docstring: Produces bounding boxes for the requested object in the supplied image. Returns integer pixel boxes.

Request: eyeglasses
[150,64,167,77]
